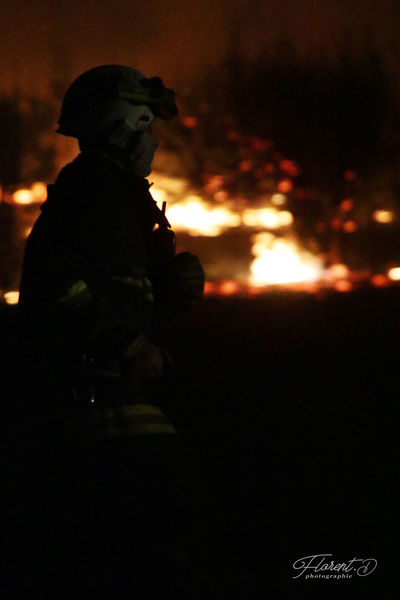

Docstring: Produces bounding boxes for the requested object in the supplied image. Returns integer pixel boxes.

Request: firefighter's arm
[58,274,171,381]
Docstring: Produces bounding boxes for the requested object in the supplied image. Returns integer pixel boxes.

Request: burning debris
[1,132,400,302]
[250,233,322,286]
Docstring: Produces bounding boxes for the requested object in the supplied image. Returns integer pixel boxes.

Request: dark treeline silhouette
[175,35,400,196]
[0,81,64,186]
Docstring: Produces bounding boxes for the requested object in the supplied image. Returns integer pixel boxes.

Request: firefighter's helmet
[56,64,178,139]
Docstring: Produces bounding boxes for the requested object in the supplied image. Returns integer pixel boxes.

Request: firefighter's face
[101,99,159,176]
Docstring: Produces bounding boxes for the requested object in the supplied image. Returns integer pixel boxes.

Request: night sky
[1,0,400,95]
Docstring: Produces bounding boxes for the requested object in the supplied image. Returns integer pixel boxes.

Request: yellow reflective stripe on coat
[90,403,177,439]
[58,279,93,307]
[109,275,154,302]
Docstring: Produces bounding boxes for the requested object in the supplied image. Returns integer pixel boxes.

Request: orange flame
[249,233,323,286]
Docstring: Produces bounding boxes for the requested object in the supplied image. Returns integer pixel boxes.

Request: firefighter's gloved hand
[122,335,171,384]
[174,252,205,302]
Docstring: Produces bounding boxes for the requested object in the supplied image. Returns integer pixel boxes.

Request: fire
[388,267,400,281]
[340,199,354,212]
[166,196,240,236]
[3,168,400,301]
[371,274,388,287]
[31,182,47,202]
[4,291,19,304]
[11,182,48,205]
[219,280,240,295]
[277,179,293,193]
[242,207,293,229]
[373,210,394,224]
[325,264,350,280]
[13,189,34,205]
[249,233,323,286]
[334,280,353,292]
[149,173,187,196]
[271,193,287,206]
[343,220,357,233]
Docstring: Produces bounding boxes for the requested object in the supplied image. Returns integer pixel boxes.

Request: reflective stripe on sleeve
[58,280,93,307]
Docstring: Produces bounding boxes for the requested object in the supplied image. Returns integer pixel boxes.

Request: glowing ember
[239,160,253,172]
[219,280,239,295]
[213,190,228,202]
[388,267,400,281]
[340,199,354,212]
[344,170,357,181]
[4,291,19,304]
[343,220,357,233]
[204,175,224,194]
[13,189,34,205]
[371,274,388,287]
[204,281,217,295]
[181,116,197,128]
[279,159,300,177]
[334,280,353,292]
[277,179,293,193]
[167,196,240,236]
[326,264,350,280]
[373,210,394,224]
[249,232,323,286]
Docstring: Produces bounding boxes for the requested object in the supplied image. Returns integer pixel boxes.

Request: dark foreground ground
[1,289,398,598]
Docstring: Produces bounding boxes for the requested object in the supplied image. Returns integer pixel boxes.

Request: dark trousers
[4,410,208,598]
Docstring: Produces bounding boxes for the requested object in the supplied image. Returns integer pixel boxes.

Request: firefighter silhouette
[17,65,206,596]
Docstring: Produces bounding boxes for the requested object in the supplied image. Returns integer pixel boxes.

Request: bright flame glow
[4,291,19,304]
[167,196,240,236]
[242,207,293,229]
[150,173,187,195]
[13,189,34,205]
[278,211,294,226]
[326,264,350,280]
[150,186,167,206]
[271,193,286,206]
[373,210,394,224]
[250,233,323,286]
[31,182,47,202]
[388,267,400,281]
